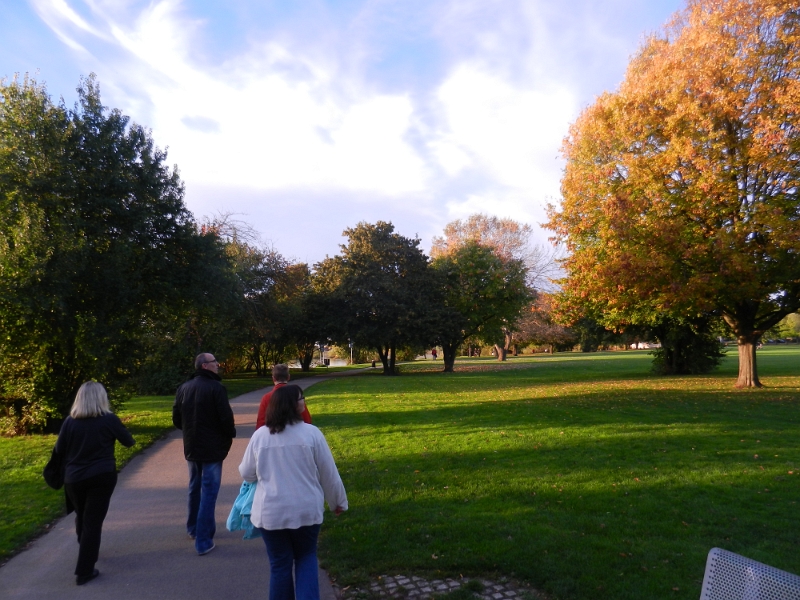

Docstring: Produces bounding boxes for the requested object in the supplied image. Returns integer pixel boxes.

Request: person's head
[265,384,304,434]
[70,381,112,419]
[195,352,219,374]
[271,363,289,383]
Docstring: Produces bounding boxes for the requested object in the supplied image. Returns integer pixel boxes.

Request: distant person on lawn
[56,381,135,586]
[256,364,311,429]
[172,353,236,555]
[239,384,347,600]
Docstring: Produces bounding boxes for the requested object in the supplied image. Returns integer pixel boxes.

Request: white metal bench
[700,548,800,599]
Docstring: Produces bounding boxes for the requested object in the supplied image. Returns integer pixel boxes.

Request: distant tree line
[1,76,552,435]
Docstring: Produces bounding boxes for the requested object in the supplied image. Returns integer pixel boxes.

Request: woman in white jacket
[239,384,347,600]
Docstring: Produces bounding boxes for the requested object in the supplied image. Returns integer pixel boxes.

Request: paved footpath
[0,375,346,600]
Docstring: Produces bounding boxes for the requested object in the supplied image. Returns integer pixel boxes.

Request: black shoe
[76,569,100,585]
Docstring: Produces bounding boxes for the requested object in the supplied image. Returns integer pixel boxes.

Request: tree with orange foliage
[546,0,800,387]
[514,293,577,354]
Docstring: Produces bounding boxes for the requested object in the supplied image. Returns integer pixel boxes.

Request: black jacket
[173,369,236,462]
[55,412,136,483]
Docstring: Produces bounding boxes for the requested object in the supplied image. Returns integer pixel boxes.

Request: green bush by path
[0,373,272,562]
[310,348,800,600]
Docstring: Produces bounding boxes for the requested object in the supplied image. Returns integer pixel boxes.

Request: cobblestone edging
[335,574,544,600]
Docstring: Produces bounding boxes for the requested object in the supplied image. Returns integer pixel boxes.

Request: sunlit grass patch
[310,348,800,600]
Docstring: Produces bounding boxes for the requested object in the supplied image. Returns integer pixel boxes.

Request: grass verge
[309,347,800,600]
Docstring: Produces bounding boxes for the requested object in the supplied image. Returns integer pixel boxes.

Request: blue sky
[1,0,684,264]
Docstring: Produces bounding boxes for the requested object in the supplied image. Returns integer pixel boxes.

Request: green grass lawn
[309,347,800,600]
[0,372,274,562]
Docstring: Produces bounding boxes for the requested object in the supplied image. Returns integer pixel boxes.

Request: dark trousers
[65,471,118,577]
[260,524,322,600]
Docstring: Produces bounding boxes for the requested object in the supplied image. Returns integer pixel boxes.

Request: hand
[334,506,345,516]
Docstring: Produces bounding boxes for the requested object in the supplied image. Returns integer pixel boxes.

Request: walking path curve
[0,371,362,600]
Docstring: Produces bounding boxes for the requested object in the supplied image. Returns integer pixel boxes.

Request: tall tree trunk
[442,343,458,372]
[377,344,396,375]
[736,334,762,388]
[494,329,512,361]
[388,343,397,374]
[298,347,314,372]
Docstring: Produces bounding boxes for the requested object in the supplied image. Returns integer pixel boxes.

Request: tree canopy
[546,0,800,387]
[0,75,230,432]
[316,221,436,374]
[432,242,530,372]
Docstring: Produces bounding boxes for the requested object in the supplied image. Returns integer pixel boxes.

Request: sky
[1,0,685,265]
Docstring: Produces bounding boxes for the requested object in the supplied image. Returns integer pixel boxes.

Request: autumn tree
[431,213,561,290]
[514,293,577,354]
[546,0,800,387]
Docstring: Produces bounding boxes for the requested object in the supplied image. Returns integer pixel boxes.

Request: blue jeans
[186,461,222,554]
[260,524,321,600]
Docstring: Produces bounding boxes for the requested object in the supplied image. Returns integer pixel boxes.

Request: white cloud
[61,0,430,195]
[26,0,676,261]
[433,64,575,188]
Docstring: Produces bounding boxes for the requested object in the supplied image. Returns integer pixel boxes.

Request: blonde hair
[70,381,112,419]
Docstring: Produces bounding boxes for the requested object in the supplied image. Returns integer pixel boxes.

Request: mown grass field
[309,348,800,600]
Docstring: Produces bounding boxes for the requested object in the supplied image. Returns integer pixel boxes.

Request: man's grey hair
[195,353,213,370]
[272,364,290,382]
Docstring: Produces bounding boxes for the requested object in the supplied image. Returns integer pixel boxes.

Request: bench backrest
[700,548,800,600]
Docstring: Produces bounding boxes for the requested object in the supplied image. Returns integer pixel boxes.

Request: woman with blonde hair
[54,381,135,585]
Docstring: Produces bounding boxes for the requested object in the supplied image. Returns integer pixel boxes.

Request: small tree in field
[547,0,800,387]
[432,214,552,359]
[432,242,530,372]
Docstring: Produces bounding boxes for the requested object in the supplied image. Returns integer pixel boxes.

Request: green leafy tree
[649,316,726,375]
[0,75,221,431]
[432,242,530,372]
[431,214,548,360]
[546,0,800,387]
[315,221,436,375]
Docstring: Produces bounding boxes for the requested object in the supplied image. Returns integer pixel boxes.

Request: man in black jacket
[172,353,236,555]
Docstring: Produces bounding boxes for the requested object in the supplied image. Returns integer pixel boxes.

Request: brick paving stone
[335,572,544,600]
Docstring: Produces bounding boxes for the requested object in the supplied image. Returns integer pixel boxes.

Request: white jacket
[238,422,348,530]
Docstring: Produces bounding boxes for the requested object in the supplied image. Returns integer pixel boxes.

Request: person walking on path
[255,363,311,429]
[173,352,236,555]
[55,381,136,586]
[239,384,347,600]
